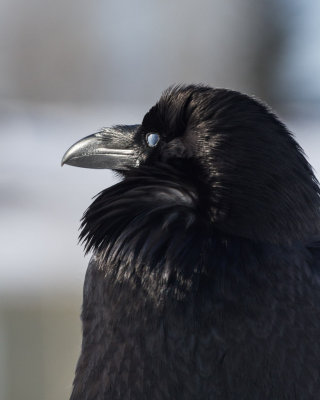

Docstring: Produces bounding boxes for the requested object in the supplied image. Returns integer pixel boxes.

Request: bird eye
[146,132,160,147]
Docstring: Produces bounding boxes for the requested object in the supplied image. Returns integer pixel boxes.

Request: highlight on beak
[61,125,141,170]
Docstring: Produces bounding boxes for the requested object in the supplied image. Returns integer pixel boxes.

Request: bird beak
[61,125,141,170]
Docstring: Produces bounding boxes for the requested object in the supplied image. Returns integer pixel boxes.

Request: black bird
[62,85,320,399]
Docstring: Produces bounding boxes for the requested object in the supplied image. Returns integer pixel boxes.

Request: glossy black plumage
[66,85,320,399]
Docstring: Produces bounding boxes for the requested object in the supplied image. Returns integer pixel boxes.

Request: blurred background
[0,0,319,399]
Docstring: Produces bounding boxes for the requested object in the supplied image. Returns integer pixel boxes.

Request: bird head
[62,85,320,245]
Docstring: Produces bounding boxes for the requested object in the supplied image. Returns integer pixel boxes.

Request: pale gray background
[0,1,319,399]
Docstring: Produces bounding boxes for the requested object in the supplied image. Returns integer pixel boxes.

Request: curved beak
[61,125,141,170]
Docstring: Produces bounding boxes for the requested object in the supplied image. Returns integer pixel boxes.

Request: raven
[62,85,320,399]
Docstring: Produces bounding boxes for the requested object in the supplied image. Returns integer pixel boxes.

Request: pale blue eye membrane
[146,132,160,147]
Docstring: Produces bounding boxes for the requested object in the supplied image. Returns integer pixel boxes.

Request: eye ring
[146,132,160,148]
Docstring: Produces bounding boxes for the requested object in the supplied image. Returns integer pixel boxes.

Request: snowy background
[0,1,319,399]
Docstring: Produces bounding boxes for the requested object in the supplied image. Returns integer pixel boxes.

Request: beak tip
[61,152,68,167]
[61,146,75,167]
